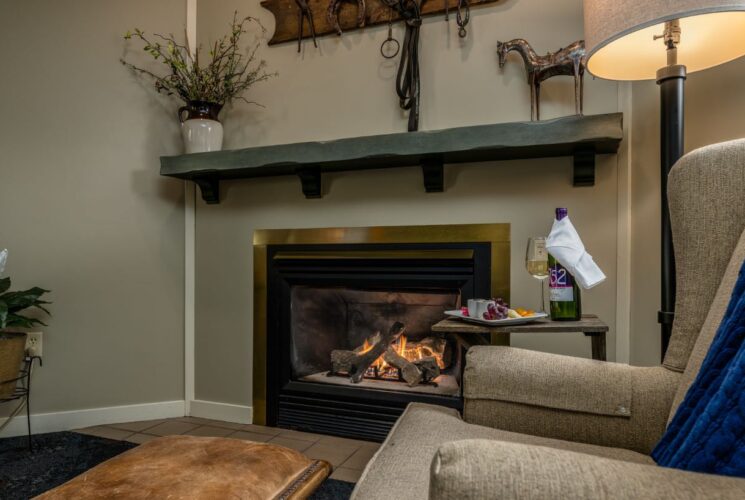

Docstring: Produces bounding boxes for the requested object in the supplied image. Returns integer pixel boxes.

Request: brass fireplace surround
[252,223,510,425]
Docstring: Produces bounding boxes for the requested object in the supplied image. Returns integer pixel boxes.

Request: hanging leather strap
[383,0,422,132]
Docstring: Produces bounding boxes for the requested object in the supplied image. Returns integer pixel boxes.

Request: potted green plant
[0,250,51,398]
[121,12,276,154]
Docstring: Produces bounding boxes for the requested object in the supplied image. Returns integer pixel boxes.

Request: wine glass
[525,237,549,312]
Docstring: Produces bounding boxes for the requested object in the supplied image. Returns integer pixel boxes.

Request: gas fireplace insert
[253,225,509,441]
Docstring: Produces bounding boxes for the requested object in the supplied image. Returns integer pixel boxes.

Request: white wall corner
[184,183,196,415]
[189,400,253,424]
[615,81,633,364]
[0,401,186,439]
[184,0,197,415]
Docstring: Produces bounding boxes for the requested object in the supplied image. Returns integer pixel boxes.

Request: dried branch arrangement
[121,12,276,106]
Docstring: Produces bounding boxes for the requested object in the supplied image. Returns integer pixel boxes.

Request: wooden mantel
[160,113,623,204]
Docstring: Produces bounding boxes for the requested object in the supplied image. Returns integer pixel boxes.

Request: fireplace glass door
[290,286,461,396]
[262,238,503,440]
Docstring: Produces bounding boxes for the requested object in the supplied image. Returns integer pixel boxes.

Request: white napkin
[546,217,606,290]
[0,249,6,276]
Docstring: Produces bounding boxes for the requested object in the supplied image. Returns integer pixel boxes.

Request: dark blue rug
[0,431,355,499]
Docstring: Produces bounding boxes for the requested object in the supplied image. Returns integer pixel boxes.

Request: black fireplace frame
[264,242,492,441]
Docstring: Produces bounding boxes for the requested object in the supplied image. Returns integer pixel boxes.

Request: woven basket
[0,332,26,398]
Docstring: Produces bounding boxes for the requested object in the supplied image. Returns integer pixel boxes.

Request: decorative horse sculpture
[327,0,366,36]
[497,39,586,121]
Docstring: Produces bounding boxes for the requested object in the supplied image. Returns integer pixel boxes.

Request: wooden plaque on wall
[261,0,503,46]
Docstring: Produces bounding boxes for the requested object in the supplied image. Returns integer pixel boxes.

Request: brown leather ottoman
[36,435,331,499]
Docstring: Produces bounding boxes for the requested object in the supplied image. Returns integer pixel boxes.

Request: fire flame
[361,335,446,379]
[361,339,372,353]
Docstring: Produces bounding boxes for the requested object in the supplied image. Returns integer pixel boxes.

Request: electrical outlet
[25,332,42,357]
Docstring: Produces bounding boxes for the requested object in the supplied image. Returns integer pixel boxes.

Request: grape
[480,299,513,321]
[492,298,509,309]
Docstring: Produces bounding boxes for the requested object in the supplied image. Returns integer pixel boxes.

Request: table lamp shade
[584,0,745,80]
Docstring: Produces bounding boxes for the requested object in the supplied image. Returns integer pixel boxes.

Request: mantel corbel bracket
[194,174,220,204]
[421,158,444,193]
[573,147,596,187]
[297,167,322,199]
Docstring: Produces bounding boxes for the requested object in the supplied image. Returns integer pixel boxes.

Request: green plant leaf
[2,287,50,308]
[3,293,39,311]
[5,312,46,329]
[0,277,10,294]
[32,300,51,316]
[0,285,51,327]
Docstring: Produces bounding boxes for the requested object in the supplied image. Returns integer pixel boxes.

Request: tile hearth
[74,416,377,483]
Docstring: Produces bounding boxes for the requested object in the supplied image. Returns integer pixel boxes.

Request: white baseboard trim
[188,400,253,424]
[0,400,186,438]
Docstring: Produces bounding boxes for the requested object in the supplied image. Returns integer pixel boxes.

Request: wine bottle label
[550,265,574,302]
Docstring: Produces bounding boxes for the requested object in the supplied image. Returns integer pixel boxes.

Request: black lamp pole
[656,20,686,357]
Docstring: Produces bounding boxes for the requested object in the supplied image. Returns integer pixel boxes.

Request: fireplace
[254,225,509,441]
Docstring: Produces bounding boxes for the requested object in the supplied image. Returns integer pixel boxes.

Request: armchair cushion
[430,439,745,500]
[463,347,680,454]
[653,258,745,476]
[351,403,650,500]
[465,346,632,417]
[664,139,745,372]
[669,228,745,420]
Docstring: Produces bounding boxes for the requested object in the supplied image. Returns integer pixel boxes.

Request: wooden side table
[432,314,609,361]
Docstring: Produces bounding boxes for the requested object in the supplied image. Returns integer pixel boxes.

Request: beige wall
[629,57,745,366]
[0,0,185,414]
[195,0,622,407]
[0,0,740,421]
[1,0,739,419]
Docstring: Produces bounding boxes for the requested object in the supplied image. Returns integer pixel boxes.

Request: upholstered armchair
[352,139,745,499]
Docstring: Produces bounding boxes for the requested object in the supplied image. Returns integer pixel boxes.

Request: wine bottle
[549,208,582,321]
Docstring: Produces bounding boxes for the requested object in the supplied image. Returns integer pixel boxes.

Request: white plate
[444,309,549,326]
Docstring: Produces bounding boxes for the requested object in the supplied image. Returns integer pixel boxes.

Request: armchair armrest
[429,439,745,500]
[463,346,680,453]
[430,439,745,500]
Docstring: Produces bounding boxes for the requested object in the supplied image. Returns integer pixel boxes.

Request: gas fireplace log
[352,331,381,354]
[330,322,406,383]
[382,347,423,387]
[418,337,450,367]
[348,322,406,383]
[330,331,383,374]
[413,356,441,382]
[330,350,360,375]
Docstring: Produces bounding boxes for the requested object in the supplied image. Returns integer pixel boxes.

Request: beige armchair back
[664,139,745,372]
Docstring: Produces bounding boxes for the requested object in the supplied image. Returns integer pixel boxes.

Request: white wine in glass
[526,237,549,311]
[526,259,549,279]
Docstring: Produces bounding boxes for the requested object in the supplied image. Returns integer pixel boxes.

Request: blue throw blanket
[652,259,745,476]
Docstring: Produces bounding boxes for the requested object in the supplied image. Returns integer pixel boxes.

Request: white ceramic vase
[178,101,224,154]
